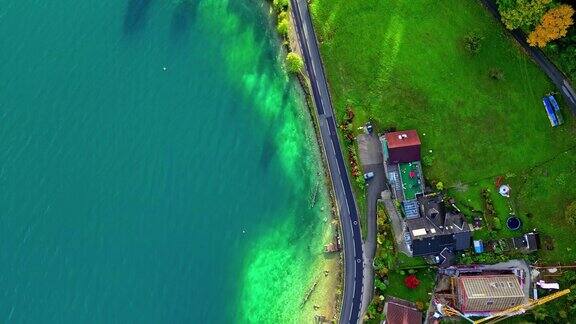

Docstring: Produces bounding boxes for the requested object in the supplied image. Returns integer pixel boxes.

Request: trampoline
[506,216,522,230]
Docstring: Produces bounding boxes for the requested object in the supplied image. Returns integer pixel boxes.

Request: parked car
[365,122,373,134]
[363,172,374,181]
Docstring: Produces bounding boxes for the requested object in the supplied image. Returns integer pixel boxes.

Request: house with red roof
[384,130,421,164]
[384,297,423,324]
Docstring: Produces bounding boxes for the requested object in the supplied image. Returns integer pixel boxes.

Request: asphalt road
[289,0,364,322]
[480,0,576,114]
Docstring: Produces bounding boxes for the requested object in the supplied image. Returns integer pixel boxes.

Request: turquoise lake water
[0,0,329,322]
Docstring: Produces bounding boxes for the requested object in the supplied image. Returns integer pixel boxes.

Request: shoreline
[285,5,345,323]
[267,2,345,322]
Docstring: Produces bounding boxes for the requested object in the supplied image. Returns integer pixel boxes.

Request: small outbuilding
[510,232,539,253]
[473,240,485,254]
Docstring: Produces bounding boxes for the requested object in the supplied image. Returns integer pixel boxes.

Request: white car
[363,172,374,181]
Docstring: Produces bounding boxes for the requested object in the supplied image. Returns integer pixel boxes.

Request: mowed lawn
[310,0,576,261]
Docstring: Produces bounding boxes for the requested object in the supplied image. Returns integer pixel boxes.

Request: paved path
[480,0,576,114]
[289,0,364,323]
[381,190,412,256]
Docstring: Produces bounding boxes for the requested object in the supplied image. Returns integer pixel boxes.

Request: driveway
[357,134,386,317]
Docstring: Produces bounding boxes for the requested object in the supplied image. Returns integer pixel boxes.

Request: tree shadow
[260,132,278,170]
[123,0,153,35]
[170,0,200,41]
[258,83,293,170]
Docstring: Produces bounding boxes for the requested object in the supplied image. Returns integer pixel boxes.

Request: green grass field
[310,0,576,262]
[385,269,436,305]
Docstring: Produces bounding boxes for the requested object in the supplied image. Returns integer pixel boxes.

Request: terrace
[399,162,424,200]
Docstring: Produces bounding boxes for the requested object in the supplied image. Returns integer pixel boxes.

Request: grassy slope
[310,0,576,262]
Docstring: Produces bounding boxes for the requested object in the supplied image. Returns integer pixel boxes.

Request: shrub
[366,302,379,320]
[566,201,576,226]
[277,10,288,21]
[376,267,389,278]
[374,277,388,292]
[435,181,444,191]
[489,68,505,80]
[285,52,304,73]
[272,0,289,12]
[557,174,567,186]
[415,301,424,311]
[422,155,434,167]
[464,32,483,55]
[277,18,289,37]
[460,253,473,264]
[493,217,502,230]
[404,274,421,289]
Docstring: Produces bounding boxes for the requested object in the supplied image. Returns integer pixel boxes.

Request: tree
[285,52,304,73]
[276,17,289,37]
[528,5,575,48]
[566,201,576,226]
[272,0,289,13]
[498,0,551,30]
[404,274,421,289]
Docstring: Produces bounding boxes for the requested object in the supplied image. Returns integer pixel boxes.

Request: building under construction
[457,275,526,312]
[427,260,531,321]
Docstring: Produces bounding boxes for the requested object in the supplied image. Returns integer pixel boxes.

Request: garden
[365,203,434,323]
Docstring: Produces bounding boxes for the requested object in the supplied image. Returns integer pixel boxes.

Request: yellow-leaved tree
[528,4,575,47]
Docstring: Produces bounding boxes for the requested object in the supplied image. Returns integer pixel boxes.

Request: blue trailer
[547,95,564,125]
[542,97,559,127]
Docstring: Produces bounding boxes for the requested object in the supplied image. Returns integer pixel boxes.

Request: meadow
[310,0,576,262]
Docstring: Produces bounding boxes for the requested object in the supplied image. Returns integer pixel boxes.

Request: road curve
[289,0,364,323]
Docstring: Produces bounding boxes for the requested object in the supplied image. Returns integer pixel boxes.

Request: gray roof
[406,193,471,255]
[510,232,539,252]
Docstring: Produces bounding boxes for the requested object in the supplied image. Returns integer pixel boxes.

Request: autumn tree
[528,5,575,47]
[498,0,551,30]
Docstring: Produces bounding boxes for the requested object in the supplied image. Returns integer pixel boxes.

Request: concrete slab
[357,134,383,167]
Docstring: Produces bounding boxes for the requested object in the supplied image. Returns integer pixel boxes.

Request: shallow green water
[0,0,329,322]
